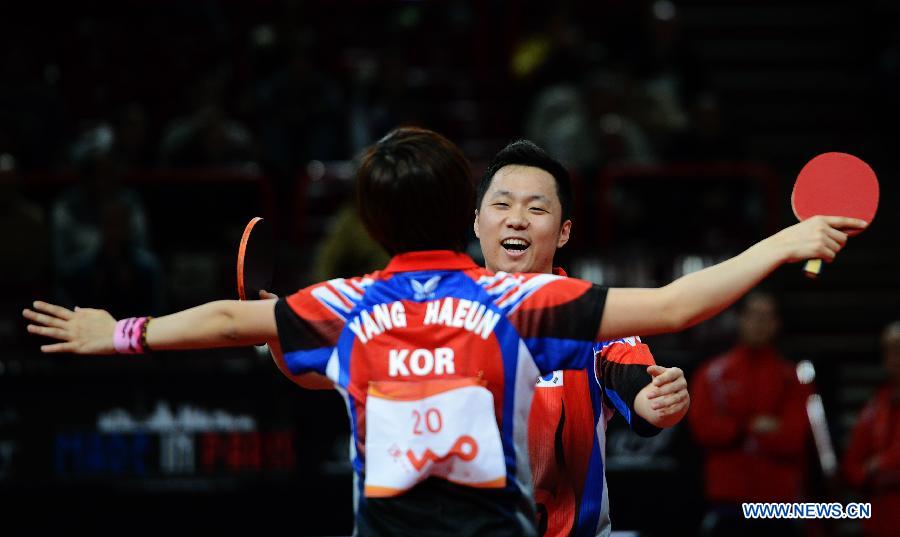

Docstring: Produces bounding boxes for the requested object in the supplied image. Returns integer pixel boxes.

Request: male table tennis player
[25,127,866,537]
[475,140,688,537]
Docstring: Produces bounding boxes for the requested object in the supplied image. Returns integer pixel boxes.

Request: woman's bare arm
[24,299,278,354]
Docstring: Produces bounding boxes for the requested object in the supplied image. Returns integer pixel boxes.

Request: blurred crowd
[1,0,754,320]
[1,1,898,535]
[0,1,741,176]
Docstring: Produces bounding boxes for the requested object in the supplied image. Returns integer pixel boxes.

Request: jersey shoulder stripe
[308,277,376,319]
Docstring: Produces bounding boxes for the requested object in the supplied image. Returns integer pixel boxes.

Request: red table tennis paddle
[791,152,879,278]
[237,217,274,300]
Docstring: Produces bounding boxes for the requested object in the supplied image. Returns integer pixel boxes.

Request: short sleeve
[274,288,346,377]
[596,337,659,437]
[506,276,608,374]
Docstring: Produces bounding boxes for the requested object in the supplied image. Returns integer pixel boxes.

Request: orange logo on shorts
[406,435,479,471]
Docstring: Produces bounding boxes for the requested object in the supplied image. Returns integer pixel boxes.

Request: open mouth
[501,238,530,256]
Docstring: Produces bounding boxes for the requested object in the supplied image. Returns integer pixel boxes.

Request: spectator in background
[159,66,257,169]
[689,292,810,537]
[843,321,900,537]
[0,153,47,284]
[525,71,659,235]
[526,70,660,176]
[311,202,389,283]
[629,1,696,137]
[510,11,591,92]
[112,102,153,169]
[584,71,658,167]
[525,84,599,173]
[0,153,48,344]
[253,36,346,173]
[0,43,66,168]
[665,91,743,162]
[59,197,166,318]
[51,126,164,317]
[346,49,421,155]
[159,105,256,168]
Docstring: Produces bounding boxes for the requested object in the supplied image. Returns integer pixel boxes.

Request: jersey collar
[383,250,479,274]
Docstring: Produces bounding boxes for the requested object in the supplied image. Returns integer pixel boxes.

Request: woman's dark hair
[476,139,572,223]
[357,127,474,255]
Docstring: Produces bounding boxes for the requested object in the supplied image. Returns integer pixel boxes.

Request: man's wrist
[751,234,787,268]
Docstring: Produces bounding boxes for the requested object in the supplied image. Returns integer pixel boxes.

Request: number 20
[412,408,443,435]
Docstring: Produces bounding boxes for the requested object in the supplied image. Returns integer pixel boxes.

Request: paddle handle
[803,258,823,279]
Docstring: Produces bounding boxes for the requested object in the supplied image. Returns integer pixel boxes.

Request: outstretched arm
[23,299,278,354]
[599,215,866,340]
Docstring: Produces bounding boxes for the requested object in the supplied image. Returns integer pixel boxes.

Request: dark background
[0,1,897,534]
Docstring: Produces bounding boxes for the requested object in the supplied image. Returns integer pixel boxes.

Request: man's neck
[485,264,553,275]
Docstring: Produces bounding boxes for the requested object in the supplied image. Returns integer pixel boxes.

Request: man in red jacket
[689,292,811,537]
[843,321,900,537]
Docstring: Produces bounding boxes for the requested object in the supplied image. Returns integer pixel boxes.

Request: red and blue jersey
[273,251,610,536]
[529,336,658,537]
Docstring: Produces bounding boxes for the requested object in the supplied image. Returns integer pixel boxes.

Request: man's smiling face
[475,164,571,275]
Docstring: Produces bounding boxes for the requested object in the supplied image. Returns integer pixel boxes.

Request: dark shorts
[357,477,538,537]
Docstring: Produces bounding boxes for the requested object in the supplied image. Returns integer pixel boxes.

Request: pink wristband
[113,317,147,354]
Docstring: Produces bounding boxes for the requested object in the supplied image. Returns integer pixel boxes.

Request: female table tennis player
[24,127,865,537]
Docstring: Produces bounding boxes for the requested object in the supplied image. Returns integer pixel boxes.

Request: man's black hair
[476,140,573,223]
